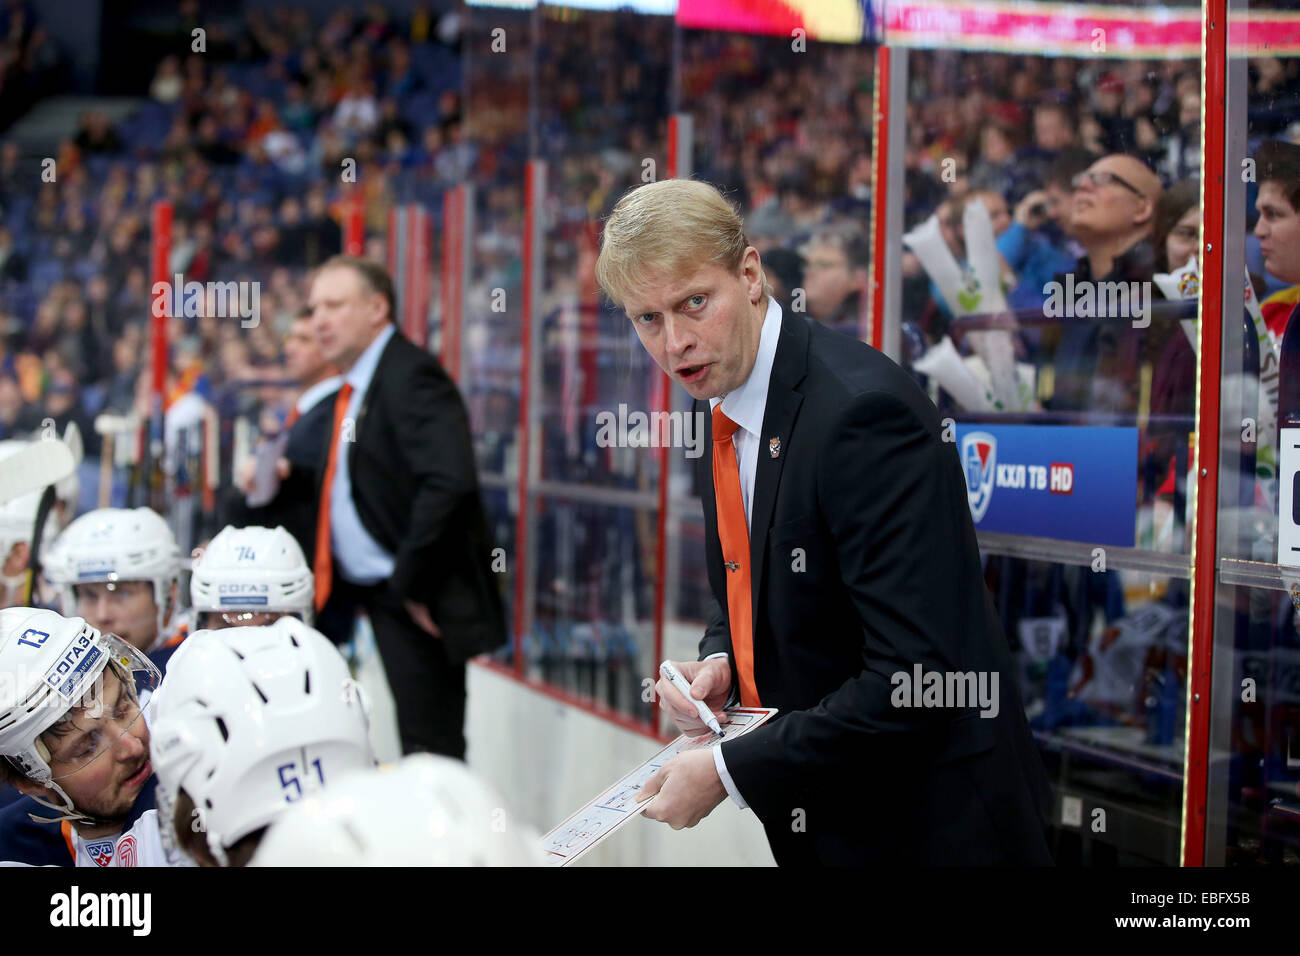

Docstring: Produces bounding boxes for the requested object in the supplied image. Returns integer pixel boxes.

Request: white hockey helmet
[0,442,58,567]
[43,508,181,637]
[190,525,314,627]
[250,754,545,867]
[149,617,374,866]
[0,606,161,821]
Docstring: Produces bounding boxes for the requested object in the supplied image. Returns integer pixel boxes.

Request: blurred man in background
[799,228,868,338]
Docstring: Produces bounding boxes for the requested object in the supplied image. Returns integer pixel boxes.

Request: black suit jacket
[698,309,1053,866]
[323,329,506,662]
[227,385,339,559]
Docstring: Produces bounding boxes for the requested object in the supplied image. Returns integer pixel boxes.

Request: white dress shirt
[330,324,397,585]
[703,295,782,810]
[296,374,342,417]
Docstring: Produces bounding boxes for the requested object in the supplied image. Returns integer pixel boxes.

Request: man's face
[27,669,152,821]
[1255,182,1300,284]
[283,317,330,383]
[1069,156,1155,243]
[309,266,388,370]
[802,242,862,320]
[622,252,766,401]
[74,581,159,651]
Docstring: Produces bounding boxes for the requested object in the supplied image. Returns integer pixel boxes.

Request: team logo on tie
[86,840,115,867]
[768,436,780,458]
[960,431,998,522]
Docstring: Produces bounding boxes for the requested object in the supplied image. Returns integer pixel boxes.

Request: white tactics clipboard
[541,706,777,866]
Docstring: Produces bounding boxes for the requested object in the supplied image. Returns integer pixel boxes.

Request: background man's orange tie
[313,382,354,612]
[712,405,760,707]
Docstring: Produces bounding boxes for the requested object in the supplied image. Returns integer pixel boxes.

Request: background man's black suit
[320,330,506,757]
[226,386,338,562]
[697,308,1053,865]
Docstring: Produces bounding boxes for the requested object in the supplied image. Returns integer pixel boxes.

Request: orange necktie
[285,405,301,428]
[314,383,354,612]
[712,405,760,707]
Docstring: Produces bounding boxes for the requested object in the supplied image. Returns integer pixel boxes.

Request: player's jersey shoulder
[148,611,195,673]
[0,796,74,867]
[148,641,182,675]
[0,776,161,868]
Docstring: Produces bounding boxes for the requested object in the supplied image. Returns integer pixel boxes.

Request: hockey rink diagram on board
[542,707,778,866]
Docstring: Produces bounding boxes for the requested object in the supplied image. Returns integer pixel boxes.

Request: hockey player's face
[29,670,152,822]
[623,251,768,402]
[74,581,158,651]
[1255,182,1300,284]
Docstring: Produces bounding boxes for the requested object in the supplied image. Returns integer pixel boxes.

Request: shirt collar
[296,374,343,414]
[344,325,396,396]
[709,296,782,438]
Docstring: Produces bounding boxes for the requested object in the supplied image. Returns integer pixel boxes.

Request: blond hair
[595,179,772,310]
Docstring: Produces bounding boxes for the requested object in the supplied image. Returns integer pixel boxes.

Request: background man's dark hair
[804,227,869,271]
[1256,140,1300,211]
[319,255,397,325]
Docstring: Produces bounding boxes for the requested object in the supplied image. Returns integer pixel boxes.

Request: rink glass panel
[889,38,1205,865]
[1204,0,1300,866]
[463,3,533,653]
[520,493,658,724]
[680,29,877,339]
[987,556,1188,864]
[461,3,530,481]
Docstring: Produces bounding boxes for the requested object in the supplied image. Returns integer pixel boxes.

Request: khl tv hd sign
[954,424,1137,547]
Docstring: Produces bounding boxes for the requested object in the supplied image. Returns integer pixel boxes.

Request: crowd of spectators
[0,4,465,477]
[0,0,65,132]
[4,3,1300,502]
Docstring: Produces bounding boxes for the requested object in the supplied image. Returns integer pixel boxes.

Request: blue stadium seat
[80,383,106,417]
[71,259,101,282]
[29,259,64,291]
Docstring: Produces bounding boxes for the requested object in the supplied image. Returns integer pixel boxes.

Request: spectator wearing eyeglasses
[1047,154,1163,414]
[1067,156,1163,281]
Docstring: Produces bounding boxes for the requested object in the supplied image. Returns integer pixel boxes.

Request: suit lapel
[748,312,809,629]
